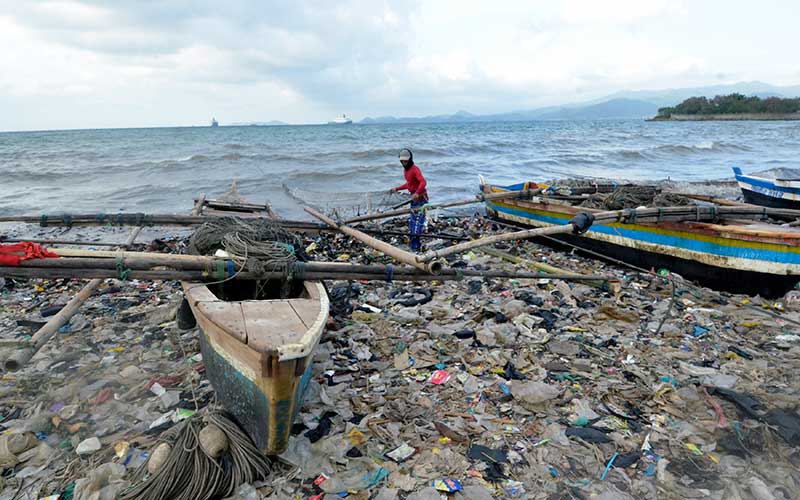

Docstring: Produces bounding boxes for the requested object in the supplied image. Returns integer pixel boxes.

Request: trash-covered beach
[1,209,800,500]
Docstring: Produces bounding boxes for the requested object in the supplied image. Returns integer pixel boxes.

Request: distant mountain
[535,98,658,120]
[601,81,800,108]
[229,120,289,126]
[359,99,656,123]
[357,81,800,124]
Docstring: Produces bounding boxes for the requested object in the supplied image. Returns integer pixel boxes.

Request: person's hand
[388,187,397,194]
[411,193,421,201]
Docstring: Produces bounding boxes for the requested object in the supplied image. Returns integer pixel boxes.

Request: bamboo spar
[417,223,577,263]
[305,207,444,274]
[0,266,612,282]
[344,188,542,224]
[3,226,143,372]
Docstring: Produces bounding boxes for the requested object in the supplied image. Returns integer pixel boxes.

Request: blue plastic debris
[600,452,618,480]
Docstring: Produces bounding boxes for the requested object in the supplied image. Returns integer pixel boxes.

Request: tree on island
[657,93,800,118]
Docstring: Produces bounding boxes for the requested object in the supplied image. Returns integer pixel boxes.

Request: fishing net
[285,184,410,219]
[119,410,272,500]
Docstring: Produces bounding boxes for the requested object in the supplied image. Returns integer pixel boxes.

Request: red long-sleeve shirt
[394,164,428,201]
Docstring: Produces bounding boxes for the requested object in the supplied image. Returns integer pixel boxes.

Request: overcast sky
[1,0,798,131]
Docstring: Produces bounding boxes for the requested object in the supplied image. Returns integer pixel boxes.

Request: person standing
[390,148,428,251]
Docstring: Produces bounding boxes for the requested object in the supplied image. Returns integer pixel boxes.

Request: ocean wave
[288,164,392,183]
[610,141,752,161]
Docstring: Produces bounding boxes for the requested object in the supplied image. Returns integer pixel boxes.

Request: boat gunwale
[485,182,800,242]
[183,280,329,362]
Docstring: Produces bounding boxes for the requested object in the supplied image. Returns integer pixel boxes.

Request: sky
[1,0,798,131]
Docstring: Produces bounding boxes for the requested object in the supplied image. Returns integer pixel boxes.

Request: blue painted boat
[482,180,800,297]
[733,167,800,209]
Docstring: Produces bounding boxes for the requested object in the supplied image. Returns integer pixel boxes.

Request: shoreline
[649,112,800,122]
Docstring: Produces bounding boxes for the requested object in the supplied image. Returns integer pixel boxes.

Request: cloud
[0,0,798,130]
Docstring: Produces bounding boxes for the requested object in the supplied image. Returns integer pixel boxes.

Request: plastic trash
[76,437,102,455]
[511,381,561,407]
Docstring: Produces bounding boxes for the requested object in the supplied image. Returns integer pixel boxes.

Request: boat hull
[196,315,314,455]
[483,182,800,298]
[740,188,800,209]
[733,167,800,209]
[183,280,329,455]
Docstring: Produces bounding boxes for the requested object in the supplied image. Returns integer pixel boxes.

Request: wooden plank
[195,302,248,343]
[242,301,308,354]
[288,299,322,329]
[195,311,263,379]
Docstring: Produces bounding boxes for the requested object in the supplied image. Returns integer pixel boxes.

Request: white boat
[328,114,352,125]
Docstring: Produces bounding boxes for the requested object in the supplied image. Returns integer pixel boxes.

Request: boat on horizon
[481,178,800,298]
[210,117,219,127]
[327,114,352,125]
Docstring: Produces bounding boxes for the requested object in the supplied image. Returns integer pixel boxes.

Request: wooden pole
[0,265,610,283]
[417,223,576,263]
[4,226,142,372]
[480,247,619,292]
[344,188,542,224]
[0,238,121,247]
[668,192,751,207]
[0,213,326,230]
[191,193,206,215]
[305,207,443,274]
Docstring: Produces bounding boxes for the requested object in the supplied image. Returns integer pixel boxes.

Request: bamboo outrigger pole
[305,207,444,274]
[4,226,143,372]
[417,218,590,263]
[0,213,326,230]
[344,188,542,224]
[0,265,612,283]
[416,203,799,263]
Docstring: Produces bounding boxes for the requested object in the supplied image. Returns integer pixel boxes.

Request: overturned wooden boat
[482,179,800,297]
[733,167,800,209]
[182,190,329,455]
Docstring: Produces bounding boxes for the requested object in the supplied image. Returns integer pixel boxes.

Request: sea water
[2,120,799,219]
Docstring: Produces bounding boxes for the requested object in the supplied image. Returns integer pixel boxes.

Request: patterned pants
[409,200,427,251]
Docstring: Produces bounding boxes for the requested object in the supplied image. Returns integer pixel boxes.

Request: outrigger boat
[732,167,800,209]
[481,179,800,297]
[182,188,329,455]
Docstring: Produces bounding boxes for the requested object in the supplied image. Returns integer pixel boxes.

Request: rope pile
[579,185,692,210]
[188,217,307,274]
[119,410,272,500]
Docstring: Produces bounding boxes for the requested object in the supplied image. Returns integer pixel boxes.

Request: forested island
[653,93,800,121]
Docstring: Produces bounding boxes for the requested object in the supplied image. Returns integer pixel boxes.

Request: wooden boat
[482,179,800,298]
[182,188,329,455]
[732,167,800,209]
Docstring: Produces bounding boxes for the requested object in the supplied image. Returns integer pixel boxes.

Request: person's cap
[398,148,412,161]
